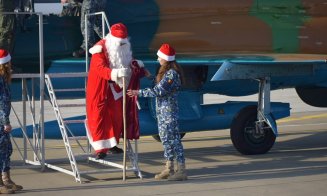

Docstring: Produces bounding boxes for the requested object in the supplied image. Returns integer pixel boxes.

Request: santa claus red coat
[85,39,145,153]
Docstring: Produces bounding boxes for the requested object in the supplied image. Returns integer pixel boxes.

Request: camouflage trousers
[0,128,12,173]
[61,1,82,17]
[80,0,107,50]
[158,116,185,164]
[0,3,16,53]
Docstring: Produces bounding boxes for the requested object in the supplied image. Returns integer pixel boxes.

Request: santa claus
[85,23,149,159]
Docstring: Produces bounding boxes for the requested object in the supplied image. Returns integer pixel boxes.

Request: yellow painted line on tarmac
[277,113,327,123]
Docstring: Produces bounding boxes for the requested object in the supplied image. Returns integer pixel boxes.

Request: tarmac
[8,88,327,196]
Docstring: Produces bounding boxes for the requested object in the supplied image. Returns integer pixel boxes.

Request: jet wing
[211,60,327,81]
[210,59,327,136]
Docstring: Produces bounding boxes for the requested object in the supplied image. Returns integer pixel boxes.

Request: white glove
[111,68,131,83]
[117,68,130,77]
[136,60,144,67]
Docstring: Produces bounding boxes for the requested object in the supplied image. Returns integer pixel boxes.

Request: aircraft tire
[230,105,276,155]
[152,133,186,142]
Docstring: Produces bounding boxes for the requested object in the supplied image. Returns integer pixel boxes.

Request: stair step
[64,120,85,124]
[59,103,85,107]
[54,88,85,92]
[68,136,88,140]
[47,72,88,78]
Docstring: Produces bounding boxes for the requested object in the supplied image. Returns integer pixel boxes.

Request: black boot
[108,146,123,154]
[96,152,107,159]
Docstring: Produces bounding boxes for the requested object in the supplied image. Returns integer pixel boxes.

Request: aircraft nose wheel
[244,125,266,143]
[230,105,276,155]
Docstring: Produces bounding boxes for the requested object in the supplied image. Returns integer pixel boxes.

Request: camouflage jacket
[138,69,181,118]
[0,76,11,126]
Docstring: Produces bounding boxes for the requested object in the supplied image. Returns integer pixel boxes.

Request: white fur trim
[157,50,175,61]
[0,53,11,64]
[136,60,144,67]
[89,45,103,54]
[85,119,117,150]
[111,35,128,43]
[109,83,123,100]
[106,33,128,43]
[111,68,118,83]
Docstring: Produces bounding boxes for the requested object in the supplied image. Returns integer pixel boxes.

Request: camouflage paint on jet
[252,0,327,55]
[10,0,327,72]
[252,0,305,53]
[106,0,159,57]
[150,1,262,55]
[299,0,327,54]
[145,0,327,59]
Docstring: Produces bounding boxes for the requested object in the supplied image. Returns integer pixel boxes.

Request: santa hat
[110,23,128,42]
[157,44,175,61]
[89,23,129,54]
[0,49,11,64]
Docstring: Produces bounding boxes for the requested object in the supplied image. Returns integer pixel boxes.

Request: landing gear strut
[230,77,277,155]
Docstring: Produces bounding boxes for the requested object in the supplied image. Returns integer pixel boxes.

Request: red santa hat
[157,44,175,61]
[110,23,128,42]
[89,23,129,54]
[0,49,11,64]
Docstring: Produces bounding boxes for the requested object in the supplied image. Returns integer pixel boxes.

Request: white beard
[105,34,133,88]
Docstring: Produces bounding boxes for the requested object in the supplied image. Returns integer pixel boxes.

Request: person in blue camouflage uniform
[128,44,187,181]
[63,0,107,57]
[0,49,23,194]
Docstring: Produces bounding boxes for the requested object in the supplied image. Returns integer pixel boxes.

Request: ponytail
[0,62,12,84]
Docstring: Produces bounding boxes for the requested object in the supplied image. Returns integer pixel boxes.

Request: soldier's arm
[139,70,180,97]
[0,79,10,126]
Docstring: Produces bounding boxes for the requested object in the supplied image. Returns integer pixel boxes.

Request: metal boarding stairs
[44,72,142,183]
